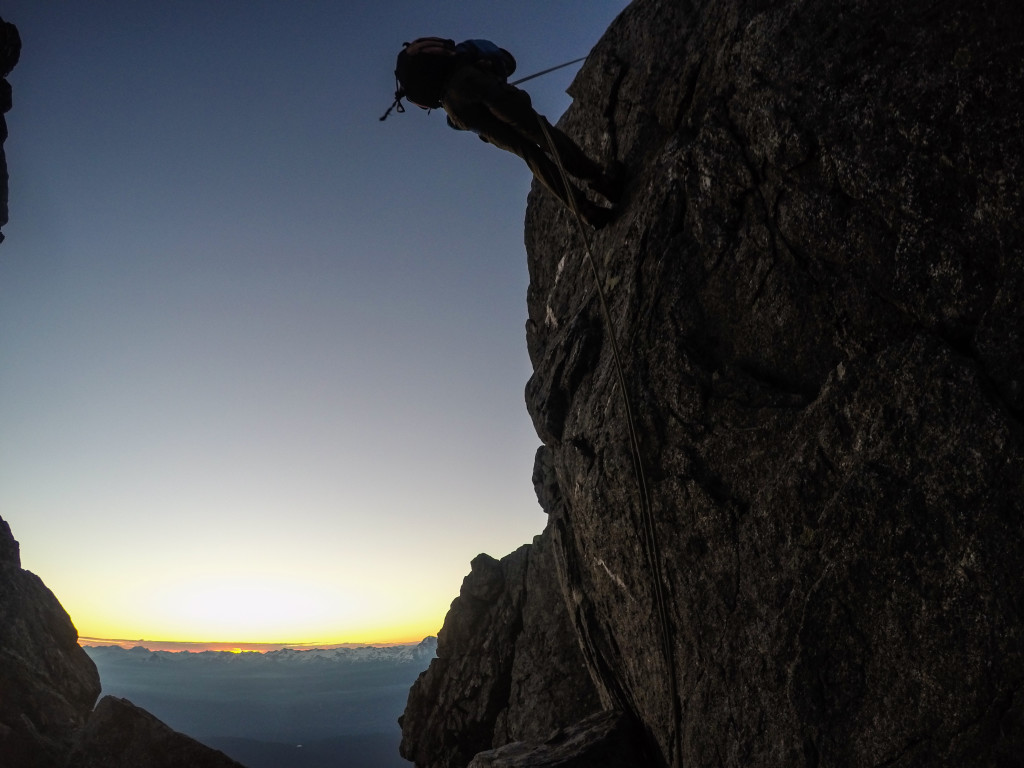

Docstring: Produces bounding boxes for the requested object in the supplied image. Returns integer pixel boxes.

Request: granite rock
[1,515,250,767]
[0,15,19,244]
[467,711,641,768]
[402,0,1024,765]
[400,537,602,767]
[0,517,101,768]
[67,696,245,768]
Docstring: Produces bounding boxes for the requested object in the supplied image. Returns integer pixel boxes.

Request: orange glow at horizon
[67,571,451,651]
[77,636,434,653]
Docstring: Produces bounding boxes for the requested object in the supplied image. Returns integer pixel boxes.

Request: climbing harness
[538,119,682,768]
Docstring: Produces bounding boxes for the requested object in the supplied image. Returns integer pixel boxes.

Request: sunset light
[62,565,456,647]
[0,0,623,660]
[1,1,1018,766]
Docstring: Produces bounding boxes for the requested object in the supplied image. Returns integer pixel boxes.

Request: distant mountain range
[86,637,438,667]
[84,638,437,768]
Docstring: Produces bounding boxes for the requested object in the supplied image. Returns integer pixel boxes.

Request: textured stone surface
[527,0,1024,765]
[467,710,640,768]
[403,0,1024,765]
[67,696,244,768]
[400,537,601,768]
[0,16,19,244]
[0,516,101,768]
[2,516,252,767]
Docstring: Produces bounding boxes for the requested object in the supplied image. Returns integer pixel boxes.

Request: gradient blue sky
[0,1,629,643]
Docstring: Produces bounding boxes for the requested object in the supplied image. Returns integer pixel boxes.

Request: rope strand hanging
[538,118,682,768]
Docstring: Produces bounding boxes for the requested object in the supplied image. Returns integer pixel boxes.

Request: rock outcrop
[466,711,639,768]
[1,517,102,767]
[1,15,20,244]
[401,0,1024,765]
[401,537,602,767]
[1,515,244,768]
[67,696,244,768]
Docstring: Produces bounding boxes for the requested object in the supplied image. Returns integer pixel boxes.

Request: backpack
[381,37,517,120]
[455,39,516,80]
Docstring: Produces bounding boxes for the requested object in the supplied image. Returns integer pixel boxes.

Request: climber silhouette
[383,38,623,229]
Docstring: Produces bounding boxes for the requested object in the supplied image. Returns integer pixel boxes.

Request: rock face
[402,0,1024,766]
[0,515,247,768]
[0,15,20,244]
[466,711,639,768]
[67,696,244,768]
[401,538,602,767]
[0,517,102,767]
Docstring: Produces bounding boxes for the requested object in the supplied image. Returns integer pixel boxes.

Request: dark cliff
[400,539,602,767]
[0,517,100,767]
[401,0,1024,766]
[0,515,245,768]
[1,15,19,244]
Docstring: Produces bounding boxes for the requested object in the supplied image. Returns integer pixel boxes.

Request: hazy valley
[84,640,437,768]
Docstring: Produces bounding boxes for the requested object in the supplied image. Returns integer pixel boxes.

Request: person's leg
[482,85,623,205]
[468,114,610,225]
[532,117,624,205]
[444,69,614,226]
[483,85,607,184]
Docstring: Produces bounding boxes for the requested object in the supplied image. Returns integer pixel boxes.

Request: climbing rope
[510,56,588,86]
[380,54,588,121]
[537,118,682,768]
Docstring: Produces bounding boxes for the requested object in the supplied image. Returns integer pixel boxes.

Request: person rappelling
[381,37,623,229]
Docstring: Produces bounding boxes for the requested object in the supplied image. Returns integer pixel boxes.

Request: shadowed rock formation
[1,515,245,767]
[1,15,20,244]
[401,0,1024,765]
[401,538,602,767]
[0,518,101,767]
[67,696,244,768]
[466,711,639,768]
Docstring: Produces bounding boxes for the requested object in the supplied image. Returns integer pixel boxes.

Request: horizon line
[78,635,435,653]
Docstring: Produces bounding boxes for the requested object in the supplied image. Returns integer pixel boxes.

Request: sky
[0,0,630,645]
